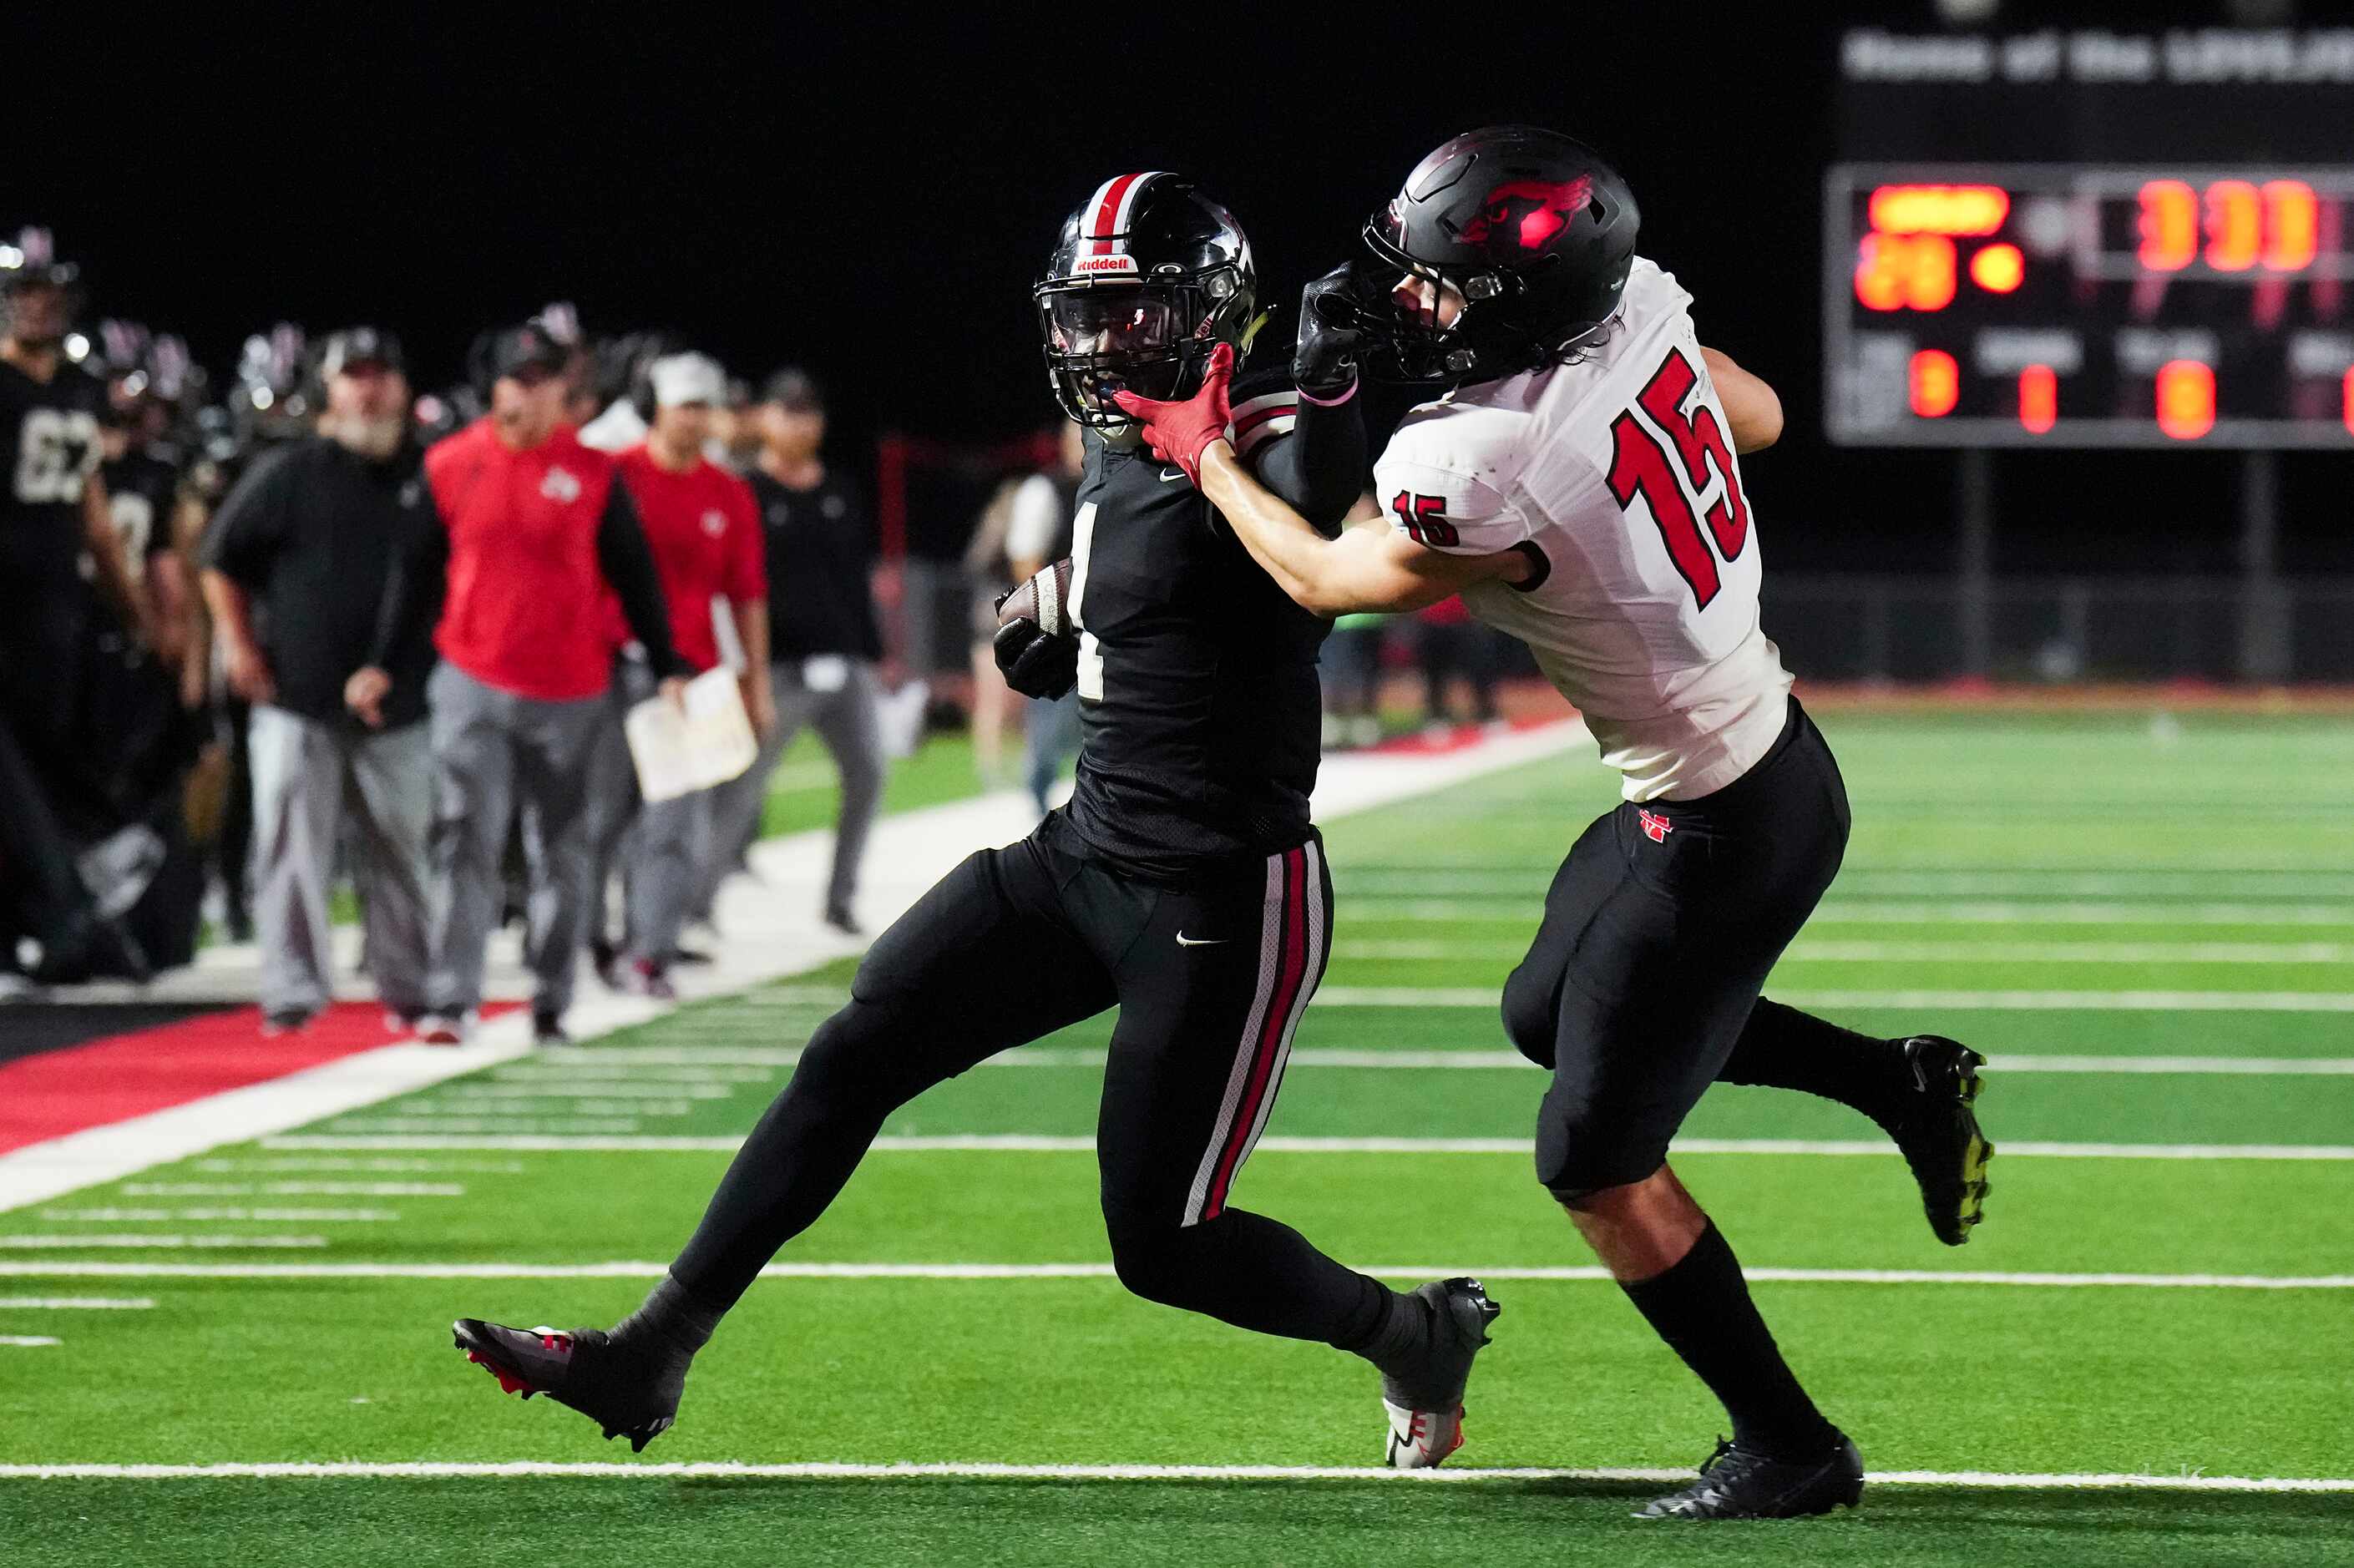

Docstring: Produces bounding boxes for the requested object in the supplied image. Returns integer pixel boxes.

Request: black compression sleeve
[597,483,692,677]
[1248,386,1366,536]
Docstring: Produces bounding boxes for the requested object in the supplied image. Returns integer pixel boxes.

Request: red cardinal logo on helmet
[1458,177,1595,252]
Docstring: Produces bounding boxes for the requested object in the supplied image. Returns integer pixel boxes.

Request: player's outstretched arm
[1700,346,1782,453]
[1197,445,1524,617]
[1114,346,1523,617]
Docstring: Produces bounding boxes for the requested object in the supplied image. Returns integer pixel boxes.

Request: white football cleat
[1374,1276,1501,1469]
[1384,1398,1468,1469]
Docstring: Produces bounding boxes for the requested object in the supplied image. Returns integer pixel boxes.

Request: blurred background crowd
[0,228,1512,1030]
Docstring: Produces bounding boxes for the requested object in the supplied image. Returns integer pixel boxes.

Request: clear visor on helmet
[1041,290,1187,358]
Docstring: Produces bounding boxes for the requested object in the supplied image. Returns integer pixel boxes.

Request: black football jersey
[0,358,106,583]
[1056,367,1335,881]
[101,446,181,590]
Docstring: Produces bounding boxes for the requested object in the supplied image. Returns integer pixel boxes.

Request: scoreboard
[1828,28,2354,448]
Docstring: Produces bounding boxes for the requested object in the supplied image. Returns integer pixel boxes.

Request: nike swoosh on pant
[1175,934,1228,947]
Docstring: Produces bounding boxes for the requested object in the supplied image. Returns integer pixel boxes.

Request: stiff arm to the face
[1127,340,1781,621]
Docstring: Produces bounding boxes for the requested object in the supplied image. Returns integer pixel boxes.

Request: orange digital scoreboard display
[1825,164,2354,447]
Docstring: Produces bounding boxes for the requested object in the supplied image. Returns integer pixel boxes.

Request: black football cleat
[1882,1035,1993,1246]
[1637,1434,1865,1520]
[1377,1277,1502,1469]
[451,1318,684,1452]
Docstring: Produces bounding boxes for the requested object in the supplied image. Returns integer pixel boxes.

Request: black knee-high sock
[1620,1222,1839,1459]
[1718,998,1911,1125]
[663,1075,894,1313]
[1110,1207,1405,1353]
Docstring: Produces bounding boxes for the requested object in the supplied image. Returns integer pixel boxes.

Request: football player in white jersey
[1115,126,1993,1521]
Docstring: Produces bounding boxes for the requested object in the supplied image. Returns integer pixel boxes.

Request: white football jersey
[1375,257,1792,801]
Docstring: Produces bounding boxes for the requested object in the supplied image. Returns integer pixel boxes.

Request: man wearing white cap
[601,352,770,997]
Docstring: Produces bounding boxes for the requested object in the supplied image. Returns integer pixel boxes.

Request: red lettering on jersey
[1390,490,1460,549]
[1634,350,1749,561]
[1638,808,1673,843]
[1605,349,1750,611]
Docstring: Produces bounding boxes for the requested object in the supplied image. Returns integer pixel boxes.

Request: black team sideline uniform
[453,175,1498,1461]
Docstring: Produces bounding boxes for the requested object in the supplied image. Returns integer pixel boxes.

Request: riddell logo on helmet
[1074,255,1140,275]
[1459,176,1595,252]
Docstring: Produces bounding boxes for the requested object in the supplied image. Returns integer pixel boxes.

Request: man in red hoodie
[348,322,690,1044]
[605,352,770,997]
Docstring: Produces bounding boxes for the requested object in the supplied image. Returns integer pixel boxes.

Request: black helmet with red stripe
[1034,172,1258,427]
[1358,126,1638,383]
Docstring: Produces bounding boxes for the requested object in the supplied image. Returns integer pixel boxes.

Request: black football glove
[992,605,1079,701]
[1294,264,1372,398]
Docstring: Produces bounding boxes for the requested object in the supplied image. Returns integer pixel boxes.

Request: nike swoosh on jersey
[1175,933,1228,947]
[1159,468,1188,482]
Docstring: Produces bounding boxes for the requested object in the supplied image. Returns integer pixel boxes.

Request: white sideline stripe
[0,1236,329,1250]
[0,721,1584,1216]
[0,1297,153,1309]
[256,1133,2354,1161]
[414,1084,737,1102]
[36,1208,397,1223]
[122,1183,465,1197]
[0,1261,2346,1291]
[1314,987,2354,1012]
[1338,939,2354,964]
[1,1460,2347,1491]
[0,1337,61,1348]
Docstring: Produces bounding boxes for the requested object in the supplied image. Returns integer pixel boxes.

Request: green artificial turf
[6,708,2351,1564]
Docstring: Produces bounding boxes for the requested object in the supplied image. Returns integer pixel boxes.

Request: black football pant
[671,819,1395,1348]
[1501,699,1861,1197]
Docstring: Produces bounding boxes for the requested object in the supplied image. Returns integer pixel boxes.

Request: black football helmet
[1356,126,1639,384]
[1035,173,1258,427]
[0,226,83,346]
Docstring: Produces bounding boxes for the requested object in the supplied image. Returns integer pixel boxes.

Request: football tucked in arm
[993,558,1079,700]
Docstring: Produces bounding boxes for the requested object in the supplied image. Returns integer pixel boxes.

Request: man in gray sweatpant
[700,369,884,934]
[198,328,436,1033]
[347,322,690,1045]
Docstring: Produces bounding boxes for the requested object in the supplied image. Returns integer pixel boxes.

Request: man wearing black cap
[699,368,885,933]
[199,327,438,1034]
[350,321,691,1045]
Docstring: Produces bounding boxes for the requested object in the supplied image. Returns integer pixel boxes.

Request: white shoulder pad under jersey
[1374,258,1792,802]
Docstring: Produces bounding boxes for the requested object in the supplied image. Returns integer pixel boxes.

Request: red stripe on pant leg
[1090,172,1146,255]
[1202,847,1307,1220]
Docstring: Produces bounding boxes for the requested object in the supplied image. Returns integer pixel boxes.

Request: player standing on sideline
[1116,128,1995,1520]
[0,229,160,983]
[347,322,693,1046]
[607,352,772,997]
[449,174,1501,1469]
[696,369,885,937]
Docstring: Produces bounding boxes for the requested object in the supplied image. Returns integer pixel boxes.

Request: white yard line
[1314,987,2354,1011]
[0,1460,2346,1491]
[1337,939,2354,964]
[0,1235,328,1250]
[228,1176,443,1191]
[0,1260,2345,1290]
[467,1044,2354,1076]
[253,1132,2354,1160]
[1351,899,2354,927]
[35,1208,397,1223]
[0,1337,61,1348]
[0,1297,152,1309]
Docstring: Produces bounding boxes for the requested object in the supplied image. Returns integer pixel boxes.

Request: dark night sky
[15,2,2352,576]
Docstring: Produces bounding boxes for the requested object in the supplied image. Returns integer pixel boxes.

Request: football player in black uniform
[0,230,159,981]
[450,174,1501,1468]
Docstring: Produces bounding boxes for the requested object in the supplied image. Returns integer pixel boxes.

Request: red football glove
[1111,341,1235,486]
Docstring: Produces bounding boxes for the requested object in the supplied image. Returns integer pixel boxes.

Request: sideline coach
[351,322,690,1045]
